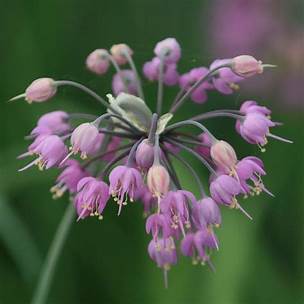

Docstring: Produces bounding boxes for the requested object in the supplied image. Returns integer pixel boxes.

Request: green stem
[31,203,75,304]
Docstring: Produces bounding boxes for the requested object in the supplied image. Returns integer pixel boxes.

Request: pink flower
[112,70,138,95]
[86,49,110,75]
[154,38,181,63]
[232,55,263,78]
[74,177,110,220]
[25,78,57,103]
[110,44,133,65]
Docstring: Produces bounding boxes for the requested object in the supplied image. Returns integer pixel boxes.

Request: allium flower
[209,59,243,94]
[10,78,58,103]
[74,177,110,220]
[14,37,291,287]
[51,160,89,198]
[109,165,143,215]
[70,122,101,159]
[86,49,110,75]
[179,67,213,103]
[19,135,67,171]
[154,38,181,63]
[31,111,70,137]
[143,57,179,85]
[112,70,138,95]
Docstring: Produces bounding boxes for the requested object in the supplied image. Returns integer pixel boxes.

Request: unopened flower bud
[154,38,181,63]
[135,139,154,170]
[231,55,263,78]
[210,140,237,172]
[110,43,133,65]
[25,78,57,103]
[147,164,170,198]
[86,49,110,75]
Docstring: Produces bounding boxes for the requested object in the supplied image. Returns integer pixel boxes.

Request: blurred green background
[0,0,303,303]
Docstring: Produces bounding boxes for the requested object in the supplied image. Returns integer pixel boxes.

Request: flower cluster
[12,37,291,286]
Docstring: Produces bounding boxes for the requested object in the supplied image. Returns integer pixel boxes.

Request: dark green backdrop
[0,1,303,303]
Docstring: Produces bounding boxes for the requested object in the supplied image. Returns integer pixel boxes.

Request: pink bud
[231,55,263,78]
[147,165,170,198]
[210,140,237,172]
[110,44,133,65]
[86,49,110,75]
[135,139,154,170]
[25,78,57,103]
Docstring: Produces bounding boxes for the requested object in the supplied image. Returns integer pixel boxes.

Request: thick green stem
[31,203,75,304]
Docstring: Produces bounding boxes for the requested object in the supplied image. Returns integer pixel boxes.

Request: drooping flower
[161,190,196,236]
[74,177,110,220]
[70,123,102,159]
[210,174,241,207]
[239,100,272,116]
[147,165,170,200]
[110,44,133,65]
[51,160,89,198]
[31,111,70,137]
[181,229,219,264]
[146,213,172,241]
[109,165,144,215]
[19,135,68,171]
[231,55,264,78]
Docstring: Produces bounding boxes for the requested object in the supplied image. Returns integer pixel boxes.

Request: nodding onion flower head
[86,49,110,75]
[110,43,133,65]
[31,111,70,137]
[24,78,57,103]
[74,177,110,220]
[14,37,291,284]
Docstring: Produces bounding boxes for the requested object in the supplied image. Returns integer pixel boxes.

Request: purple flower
[210,59,243,94]
[237,113,275,146]
[236,156,267,195]
[86,49,110,75]
[74,177,110,220]
[161,190,196,235]
[51,160,89,198]
[181,229,218,263]
[135,139,154,170]
[195,132,211,158]
[148,237,177,270]
[192,197,221,228]
[70,123,101,159]
[19,135,68,171]
[143,57,179,86]
[25,78,57,103]
[31,111,70,137]
[179,67,213,103]
[112,70,138,96]
[138,186,157,216]
[146,213,172,241]
[154,38,181,63]
[109,165,144,215]
[239,100,271,116]
[210,174,241,206]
